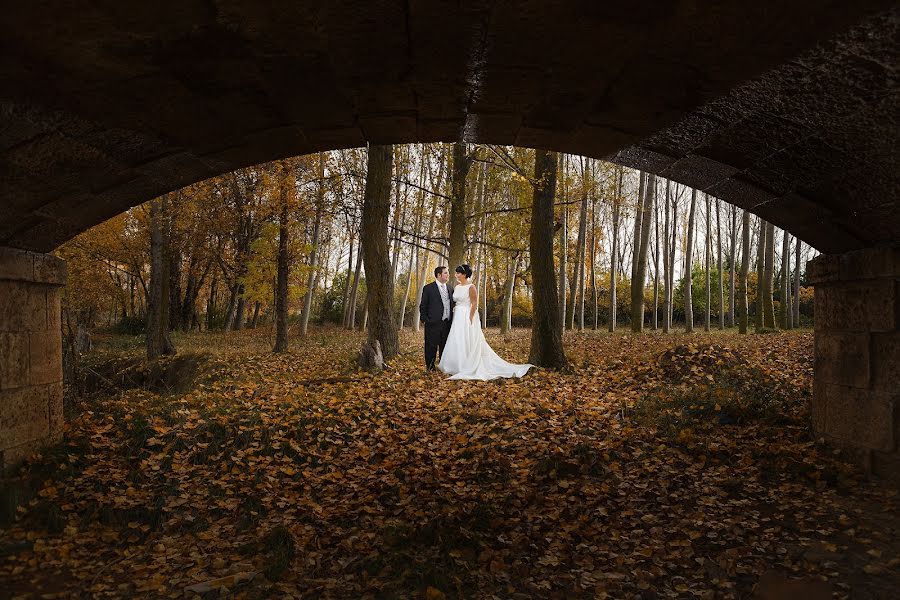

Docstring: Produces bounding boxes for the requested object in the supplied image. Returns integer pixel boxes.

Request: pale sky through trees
[60,143,818,332]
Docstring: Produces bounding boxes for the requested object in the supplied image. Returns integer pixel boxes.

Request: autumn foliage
[2,328,897,598]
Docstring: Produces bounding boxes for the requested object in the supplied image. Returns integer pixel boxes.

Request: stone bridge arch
[0,1,897,477]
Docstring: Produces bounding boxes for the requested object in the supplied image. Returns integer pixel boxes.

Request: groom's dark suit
[420,281,454,369]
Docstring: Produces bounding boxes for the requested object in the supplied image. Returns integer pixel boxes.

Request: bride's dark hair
[455,264,473,279]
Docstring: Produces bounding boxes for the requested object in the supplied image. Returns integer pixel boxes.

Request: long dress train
[438,283,533,380]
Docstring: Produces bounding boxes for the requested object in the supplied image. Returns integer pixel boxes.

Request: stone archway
[0,1,897,475]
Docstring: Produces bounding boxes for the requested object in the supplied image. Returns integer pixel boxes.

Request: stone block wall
[0,246,66,470]
[808,246,900,483]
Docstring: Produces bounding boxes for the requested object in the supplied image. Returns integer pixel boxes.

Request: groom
[419,266,454,370]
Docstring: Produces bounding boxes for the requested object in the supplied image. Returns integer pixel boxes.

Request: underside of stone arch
[0,1,897,253]
[0,1,898,478]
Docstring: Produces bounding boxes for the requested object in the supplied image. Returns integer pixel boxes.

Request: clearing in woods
[1,328,898,599]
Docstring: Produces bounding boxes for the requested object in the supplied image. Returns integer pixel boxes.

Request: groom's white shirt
[437,281,450,320]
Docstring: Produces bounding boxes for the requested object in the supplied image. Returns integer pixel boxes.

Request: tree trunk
[782,229,792,329]
[574,164,589,330]
[249,301,260,328]
[357,339,384,371]
[609,168,622,332]
[319,231,332,306]
[481,258,488,328]
[448,141,472,277]
[168,249,182,332]
[755,218,766,332]
[631,172,646,287]
[739,210,750,334]
[390,149,406,284]
[223,282,239,331]
[129,274,136,320]
[180,258,211,333]
[412,255,427,332]
[360,144,399,361]
[793,239,802,326]
[234,292,246,331]
[763,220,776,328]
[669,188,678,328]
[684,189,697,333]
[414,176,441,333]
[500,254,518,334]
[301,154,324,336]
[717,198,725,329]
[341,234,354,325]
[589,189,598,330]
[566,157,577,330]
[398,245,414,328]
[652,187,660,330]
[206,276,218,331]
[471,162,487,328]
[631,173,655,333]
[558,155,567,333]
[147,195,175,360]
[471,161,486,273]
[728,205,738,327]
[704,193,711,333]
[273,165,290,353]
[662,180,671,333]
[178,271,192,331]
[346,240,363,329]
[310,231,327,325]
[478,248,487,330]
[528,149,567,369]
[402,154,428,329]
[480,210,489,329]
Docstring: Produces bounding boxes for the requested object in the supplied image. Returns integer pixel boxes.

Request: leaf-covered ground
[1,327,898,599]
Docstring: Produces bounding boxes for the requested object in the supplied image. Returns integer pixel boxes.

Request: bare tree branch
[344,170,452,200]
[467,239,526,254]
[466,198,582,221]
[389,238,449,260]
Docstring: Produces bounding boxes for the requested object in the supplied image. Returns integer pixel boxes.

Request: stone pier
[809,246,900,483]
[0,247,66,470]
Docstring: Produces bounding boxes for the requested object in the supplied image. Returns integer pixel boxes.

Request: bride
[438,264,534,380]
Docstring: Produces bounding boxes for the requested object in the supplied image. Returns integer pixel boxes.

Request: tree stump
[358,339,384,372]
[75,324,92,354]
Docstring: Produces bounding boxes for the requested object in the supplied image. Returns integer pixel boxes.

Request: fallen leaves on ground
[1,327,898,599]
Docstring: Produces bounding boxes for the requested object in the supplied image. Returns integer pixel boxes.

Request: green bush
[112,315,145,335]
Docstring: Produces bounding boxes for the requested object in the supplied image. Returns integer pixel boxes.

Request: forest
[58,143,814,361]
[6,145,898,600]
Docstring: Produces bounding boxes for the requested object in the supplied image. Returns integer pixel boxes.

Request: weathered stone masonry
[809,246,900,483]
[0,247,65,470]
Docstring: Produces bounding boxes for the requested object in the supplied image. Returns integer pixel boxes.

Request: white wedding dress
[438,283,534,380]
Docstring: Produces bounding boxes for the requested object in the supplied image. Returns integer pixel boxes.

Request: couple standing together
[419,265,533,380]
